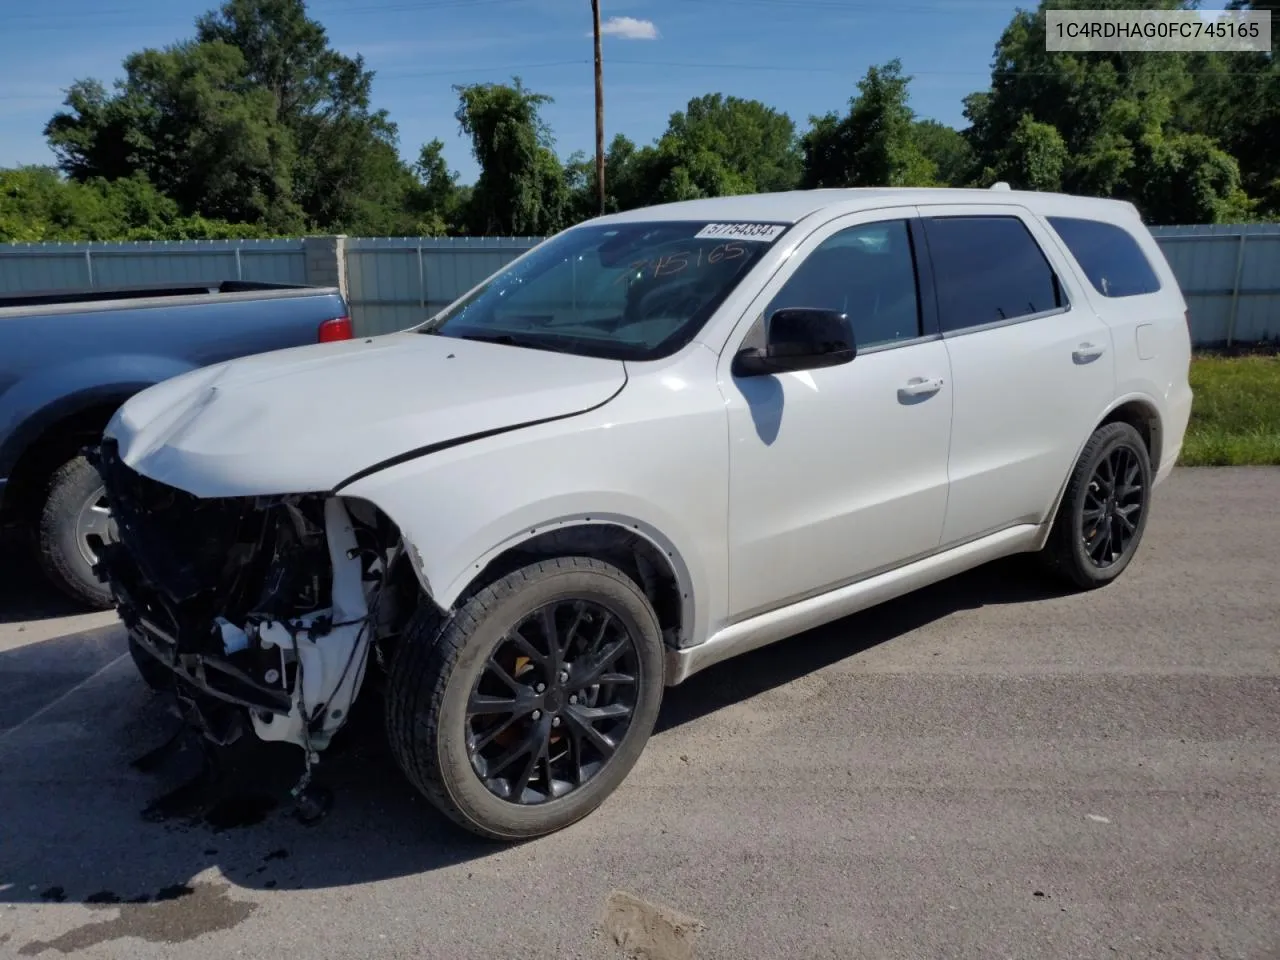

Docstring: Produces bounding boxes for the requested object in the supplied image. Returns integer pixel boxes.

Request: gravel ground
[1,466,1278,960]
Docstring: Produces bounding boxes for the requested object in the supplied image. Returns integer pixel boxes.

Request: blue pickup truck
[0,280,351,607]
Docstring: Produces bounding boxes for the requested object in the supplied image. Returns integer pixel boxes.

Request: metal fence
[345,236,541,336]
[1148,224,1280,345]
[344,226,1280,342]
[3,226,1279,344]
[0,238,307,293]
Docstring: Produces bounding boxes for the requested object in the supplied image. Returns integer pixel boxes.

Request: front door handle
[1072,342,1106,364]
[898,376,944,401]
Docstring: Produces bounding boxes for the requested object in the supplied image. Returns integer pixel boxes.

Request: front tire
[36,454,116,610]
[1041,421,1153,590]
[128,637,173,692]
[385,557,665,841]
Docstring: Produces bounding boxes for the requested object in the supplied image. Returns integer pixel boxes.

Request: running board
[665,523,1043,685]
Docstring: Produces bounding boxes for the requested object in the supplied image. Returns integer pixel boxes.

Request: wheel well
[1100,400,1162,469]
[457,525,686,648]
[1039,399,1165,542]
[2,399,126,527]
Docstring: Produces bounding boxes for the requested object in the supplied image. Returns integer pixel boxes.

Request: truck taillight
[318,316,353,343]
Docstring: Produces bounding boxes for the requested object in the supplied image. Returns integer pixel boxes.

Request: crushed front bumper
[95,439,384,755]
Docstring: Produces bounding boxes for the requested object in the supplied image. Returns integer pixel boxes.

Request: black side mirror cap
[732,307,856,377]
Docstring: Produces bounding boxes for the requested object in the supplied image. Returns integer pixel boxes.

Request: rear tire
[1040,421,1153,590]
[385,557,665,841]
[36,455,115,610]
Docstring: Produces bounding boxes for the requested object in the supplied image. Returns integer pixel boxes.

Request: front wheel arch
[3,397,133,518]
[424,517,698,651]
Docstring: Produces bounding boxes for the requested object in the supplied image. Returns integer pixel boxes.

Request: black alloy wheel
[465,599,640,804]
[1040,420,1153,590]
[1081,443,1146,568]
[384,556,665,840]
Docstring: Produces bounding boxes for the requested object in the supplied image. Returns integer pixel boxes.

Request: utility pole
[591,0,605,215]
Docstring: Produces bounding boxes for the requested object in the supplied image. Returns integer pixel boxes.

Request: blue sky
[3,0,1050,184]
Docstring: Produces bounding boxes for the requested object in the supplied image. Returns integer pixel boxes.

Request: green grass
[1179,353,1280,466]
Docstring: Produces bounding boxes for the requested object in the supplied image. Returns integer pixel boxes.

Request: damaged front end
[94,438,409,762]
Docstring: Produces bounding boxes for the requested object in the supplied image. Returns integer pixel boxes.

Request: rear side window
[922,216,1064,334]
[1047,216,1162,298]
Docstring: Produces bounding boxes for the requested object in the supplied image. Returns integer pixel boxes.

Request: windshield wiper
[460,332,533,347]
[427,328,625,359]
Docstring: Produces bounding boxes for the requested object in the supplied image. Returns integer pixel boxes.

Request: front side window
[764,219,922,350]
[419,220,788,360]
[1047,216,1162,298]
[922,215,1064,334]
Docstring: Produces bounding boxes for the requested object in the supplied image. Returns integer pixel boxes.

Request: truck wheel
[385,557,665,841]
[1040,421,1153,590]
[37,454,116,610]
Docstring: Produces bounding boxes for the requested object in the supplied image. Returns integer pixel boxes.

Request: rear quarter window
[1046,216,1162,298]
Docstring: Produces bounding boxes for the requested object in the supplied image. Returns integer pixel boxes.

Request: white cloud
[597,16,659,40]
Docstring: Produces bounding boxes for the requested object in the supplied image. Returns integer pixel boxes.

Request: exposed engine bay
[93,438,412,797]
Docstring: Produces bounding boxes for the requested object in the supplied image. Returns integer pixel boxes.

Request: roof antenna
[989,181,1012,191]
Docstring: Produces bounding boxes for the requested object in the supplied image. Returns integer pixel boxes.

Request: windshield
[417,220,790,360]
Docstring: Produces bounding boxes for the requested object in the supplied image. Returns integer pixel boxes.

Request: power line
[311,0,530,14]
[377,59,589,80]
[7,0,529,24]
[679,0,1023,10]
[6,56,1270,95]
[603,58,1275,77]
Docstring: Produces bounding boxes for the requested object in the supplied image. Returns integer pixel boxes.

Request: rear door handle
[1072,342,1106,364]
[898,376,944,400]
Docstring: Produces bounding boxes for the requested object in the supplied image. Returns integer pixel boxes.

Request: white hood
[107,332,627,498]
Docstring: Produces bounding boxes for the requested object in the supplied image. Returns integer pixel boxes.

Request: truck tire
[1040,421,1153,590]
[37,454,115,610]
[385,557,665,841]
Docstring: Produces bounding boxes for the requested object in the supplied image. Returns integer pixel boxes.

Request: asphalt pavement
[1,467,1278,960]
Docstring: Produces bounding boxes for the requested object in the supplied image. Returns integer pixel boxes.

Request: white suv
[97,187,1193,839]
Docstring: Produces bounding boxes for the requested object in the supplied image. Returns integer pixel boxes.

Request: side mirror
[732,307,856,377]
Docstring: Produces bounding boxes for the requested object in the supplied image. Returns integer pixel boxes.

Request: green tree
[196,0,411,231]
[42,80,149,184]
[961,0,1258,222]
[587,94,801,212]
[407,138,467,235]
[976,114,1069,191]
[46,48,294,228]
[567,132,647,215]
[46,41,300,228]
[660,94,802,195]
[43,0,417,234]
[1186,1,1280,215]
[912,119,975,187]
[0,165,277,242]
[801,60,936,188]
[453,78,569,236]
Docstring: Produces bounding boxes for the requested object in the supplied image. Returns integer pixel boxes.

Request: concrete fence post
[303,234,349,303]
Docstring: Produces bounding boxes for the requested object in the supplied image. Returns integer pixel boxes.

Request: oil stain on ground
[18,882,255,956]
[203,793,278,831]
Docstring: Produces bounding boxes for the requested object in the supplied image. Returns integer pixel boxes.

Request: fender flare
[406,511,703,649]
